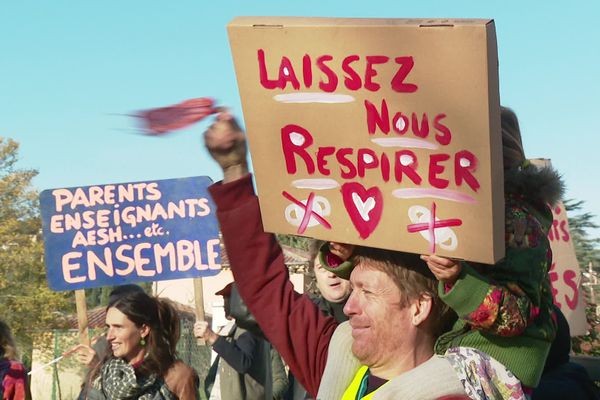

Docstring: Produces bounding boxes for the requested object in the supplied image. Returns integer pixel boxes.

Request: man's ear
[410,294,433,326]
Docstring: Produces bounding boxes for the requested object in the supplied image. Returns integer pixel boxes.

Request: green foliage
[565,199,600,271]
[0,137,72,367]
[275,233,311,251]
[572,305,600,357]
[565,198,600,357]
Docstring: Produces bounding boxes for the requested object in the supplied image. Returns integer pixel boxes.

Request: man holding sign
[214,16,563,399]
[203,111,466,399]
[203,99,564,398]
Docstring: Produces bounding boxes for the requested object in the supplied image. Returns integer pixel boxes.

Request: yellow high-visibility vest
[341,365,388,400]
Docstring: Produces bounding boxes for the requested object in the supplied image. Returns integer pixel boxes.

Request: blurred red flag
[138,97,217,135]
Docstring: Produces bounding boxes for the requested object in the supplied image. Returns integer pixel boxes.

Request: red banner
[138,98,216,135]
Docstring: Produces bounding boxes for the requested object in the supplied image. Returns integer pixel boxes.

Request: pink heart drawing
[341,182,383,239]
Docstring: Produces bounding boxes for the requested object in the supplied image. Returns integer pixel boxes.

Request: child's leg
[375,355,467,399]
[445,347,527,400]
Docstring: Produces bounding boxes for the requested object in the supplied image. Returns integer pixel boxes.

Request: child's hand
[329,242,354,261]
[421,254,462,284]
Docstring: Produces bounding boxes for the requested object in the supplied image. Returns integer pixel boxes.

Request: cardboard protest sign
[40,176,221,291]
[228,17,504,263]
[548,199,588,335]
[530,159,587,335]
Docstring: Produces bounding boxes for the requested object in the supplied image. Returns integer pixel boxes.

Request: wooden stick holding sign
[193,278,206,345]
[75,289,90,346]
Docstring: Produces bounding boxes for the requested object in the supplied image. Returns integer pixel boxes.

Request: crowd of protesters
[197,107,599,399]
[3,107,599,400]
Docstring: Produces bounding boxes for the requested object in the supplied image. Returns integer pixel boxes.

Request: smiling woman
[80,291,195,400]
[105,307,149,363]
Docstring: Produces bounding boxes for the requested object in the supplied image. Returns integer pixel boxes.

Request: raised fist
[204,111,248,175]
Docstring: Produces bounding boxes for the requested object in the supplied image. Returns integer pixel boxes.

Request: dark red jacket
[209,175,338,397]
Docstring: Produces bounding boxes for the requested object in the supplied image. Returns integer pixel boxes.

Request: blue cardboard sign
[40,176,221,291]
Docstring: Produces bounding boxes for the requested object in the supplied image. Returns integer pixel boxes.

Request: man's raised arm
[202,112,338,396]
[203,111,249,183]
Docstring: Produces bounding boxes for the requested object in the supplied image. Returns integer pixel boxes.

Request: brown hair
[89,292,180,382]
[0,320,17,360]
[353,247,455,337]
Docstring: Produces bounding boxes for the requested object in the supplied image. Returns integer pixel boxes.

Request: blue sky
[2,1,599,238]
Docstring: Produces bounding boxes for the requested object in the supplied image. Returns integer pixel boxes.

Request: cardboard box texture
[228,17,504,264]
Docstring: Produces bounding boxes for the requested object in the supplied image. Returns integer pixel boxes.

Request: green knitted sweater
[434,193,557,388]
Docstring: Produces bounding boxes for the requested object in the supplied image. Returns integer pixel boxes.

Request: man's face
[314,256,352,303]
[105,307,146,363]
[343,263,413,368]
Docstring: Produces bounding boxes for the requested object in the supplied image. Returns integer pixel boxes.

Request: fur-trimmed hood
[504,163,564,207]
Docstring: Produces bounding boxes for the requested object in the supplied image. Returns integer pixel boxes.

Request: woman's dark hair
[89,292,180,381]
[107,284,145,305]
[0,319,17,360]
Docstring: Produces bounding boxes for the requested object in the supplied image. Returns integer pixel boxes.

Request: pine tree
[565,199,600,271]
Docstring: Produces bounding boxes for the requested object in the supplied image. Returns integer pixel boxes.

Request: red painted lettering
[548,226,554,241]
[364,100,450,145]
[433,114,452,145]
[336,148,357,179]
[560,220,570,242]
[380,153,391,182]
[257,52,419,93]
[357,149,380,178]
[392,112,409,134]
[342,55,362,90]
[365,99,390,134]
[412,113,429,138]
[302,54,313,88]
[364,56,390,91]
[316,146,335,175]
[550,220,560,242]
[316,55,338,92]
[564,269,579,310]
[258,49,278,89]
[391,56,418,93]
[278,56,300,90]
[281,124,315,174]
[454,150,480,192]
[429,154,450,189]
[394,150,422,185]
